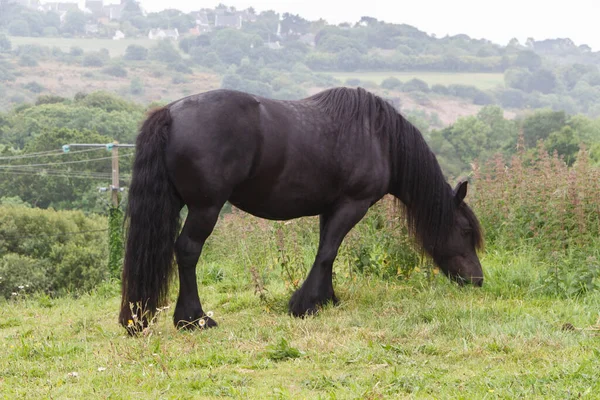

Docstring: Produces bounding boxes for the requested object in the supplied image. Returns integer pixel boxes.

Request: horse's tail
[119,106,182,329]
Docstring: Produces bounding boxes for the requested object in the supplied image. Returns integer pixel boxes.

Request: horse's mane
[308,86,483,253]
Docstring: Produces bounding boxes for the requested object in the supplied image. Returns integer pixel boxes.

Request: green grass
[331,71,505,90]
[8,36,157,57]
[1,250,598,399]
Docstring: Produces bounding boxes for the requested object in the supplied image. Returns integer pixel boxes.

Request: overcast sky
[103,0,598,50]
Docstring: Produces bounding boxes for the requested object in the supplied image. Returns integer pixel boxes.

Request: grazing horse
[119,86,484,332]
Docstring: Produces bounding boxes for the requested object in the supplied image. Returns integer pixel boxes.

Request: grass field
[331,71,505,90]
[8,36,158,57]
[1,249,599,399]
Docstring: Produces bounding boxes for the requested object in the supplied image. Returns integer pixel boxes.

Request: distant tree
[336,47,362,71]
[62,10,86,35]
[545,126,579,165]
[8,19,30,36]
[0,34,11,52]
[43,11,61,31]
[504,67,531,92]
[521,109,567,148]
[70,46,84,56]
[280,13,310,37]
[124,44,148,61]
[83,54,104,67]
[402,78,430,92]
[528,68,557,94]
[514,50,542,71]
[381,77,403,90]
[561,63,595,91]
[149,40,181,63]
[499,88,526,109]
[359,16,379,26]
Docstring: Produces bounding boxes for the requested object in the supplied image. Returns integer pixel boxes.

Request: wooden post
[111,140,119,207]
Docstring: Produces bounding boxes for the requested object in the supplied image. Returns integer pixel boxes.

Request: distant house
[192,11,210,27]
[85,0,104,17]
[189,25,211,36]
[215,14,242,29]
[148,28,179,41]
[40,2,79,13]
[103,3,125,20]
[112,30,125,40]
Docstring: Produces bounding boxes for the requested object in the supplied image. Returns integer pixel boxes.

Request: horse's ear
[454,180,468,205]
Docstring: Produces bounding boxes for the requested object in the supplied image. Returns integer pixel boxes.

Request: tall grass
[470,135,600,296]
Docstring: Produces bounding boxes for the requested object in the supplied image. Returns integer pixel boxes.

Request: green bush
[0,205,108,298]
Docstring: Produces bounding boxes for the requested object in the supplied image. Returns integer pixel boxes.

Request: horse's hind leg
[173,204,223,330]
[289,200,371,317]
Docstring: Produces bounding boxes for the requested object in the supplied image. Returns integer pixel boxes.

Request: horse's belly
[228,185,330,220]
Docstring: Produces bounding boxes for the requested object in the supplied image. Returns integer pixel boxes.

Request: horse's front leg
[288,200,370,317]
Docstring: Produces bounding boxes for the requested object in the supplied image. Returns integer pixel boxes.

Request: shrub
[124,44,148,61]
[381,77,403,90]
[83,54,104,67]
[0,205,108,298]
[102,64,128,77]
[471,139,600,296]
[19,55,38,67]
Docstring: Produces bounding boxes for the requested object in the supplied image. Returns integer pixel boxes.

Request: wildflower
[127,319,134,327]
[207,311,214,318]
[18,285,24,290]
[198,318,206,327]
[67,372,79,378]
[11,292,17,296]
[97,367,106,372]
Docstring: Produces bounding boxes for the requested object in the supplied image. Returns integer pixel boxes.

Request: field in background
[8,36,158,57]
[331,71,505,90]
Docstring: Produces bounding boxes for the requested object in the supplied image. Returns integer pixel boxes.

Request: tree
[124,44,148,61]
[521,109,567,148]
[336,48,362,71]
[0,34,11,52]
[545,126,579,165]
[514,50,542,71]
[149,40,181,63]
[8,19,30,36]
[280,13,310,37]
[504,67,532,92]
[529,68,557,94]
[62,10,86,35]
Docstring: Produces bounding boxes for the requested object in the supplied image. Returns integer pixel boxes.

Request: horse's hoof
[175,315,218,331]
[288,290,338,318]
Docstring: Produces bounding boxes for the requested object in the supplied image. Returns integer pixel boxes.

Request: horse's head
[431,180,484,286]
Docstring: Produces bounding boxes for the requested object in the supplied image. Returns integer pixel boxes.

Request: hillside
[1,2,600,122]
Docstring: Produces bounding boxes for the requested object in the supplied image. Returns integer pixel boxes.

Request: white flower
[97,367,106,372]
[207,311,214,318]
[198,319,206,327]
[11,292,17,296]
[68,372,79,378]
[18,285,24,290]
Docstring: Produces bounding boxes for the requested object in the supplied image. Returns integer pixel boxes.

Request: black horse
[119,86,484,331]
